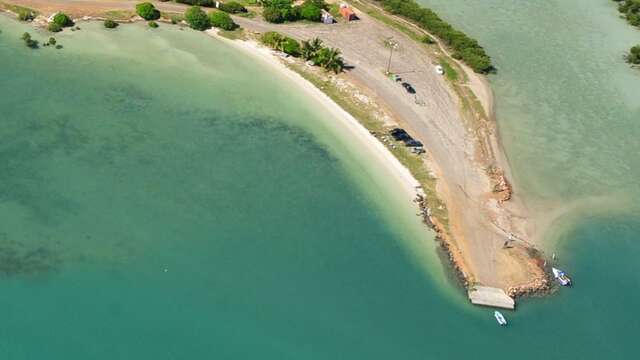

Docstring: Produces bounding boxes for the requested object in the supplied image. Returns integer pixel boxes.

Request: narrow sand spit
[3,0,549,301]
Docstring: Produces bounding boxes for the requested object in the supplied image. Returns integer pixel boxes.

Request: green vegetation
[439,59,458,81]
[261,31,301,56]
[48,37,56,45]
[219,1,247,14]
[286,60,449,227]
[104,19,119,29]
[48,23,63,33]
[103,10,136,20]
[313,47,345,73]
[52,12,74,27]
[298,1,322,21]
[262,0,327,23]
[209,11,239,30]
[135,2,161,20]
[1,3,37,20]
[420,35,434,44]
[626,45,640,65]
[148,21,159,28]
[261,32,345,73]
[375,0,493,73]
[185,6,211,30]
[613,0,640,27]
[301,38,344,73]
[17,9,35,21]
[21,32,38,48]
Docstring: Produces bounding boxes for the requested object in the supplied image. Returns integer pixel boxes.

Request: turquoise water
[1,3,640,357]
[417,0,640,355]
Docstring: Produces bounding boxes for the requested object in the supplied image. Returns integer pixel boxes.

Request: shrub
[209,11,238,30]
[148,21,159,28]
[282,37,300,56]
[263,7,285,23]
[260,31,284,49]
[298,1,322,22]
[48,37,57,45]
[626,44,640,64]
[260,31,300,57]
[52,13,73,27]
[185,6,211,30]
[135,2,161,20]
[21,32,38,48]
[53,12,74,27]
[104,19,119,28]
[263,0,301,22]
[219,1,247,14]
[17,9,36,21]
[48,23,63,33]
[616,0,640,28]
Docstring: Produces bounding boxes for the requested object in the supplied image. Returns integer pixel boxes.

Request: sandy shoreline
[3,0,551,304]
[205,30,424,203]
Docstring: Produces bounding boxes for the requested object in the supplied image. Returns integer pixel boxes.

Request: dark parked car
[404,139,423,147]
[401,82,416,94]
[390,128,410,141]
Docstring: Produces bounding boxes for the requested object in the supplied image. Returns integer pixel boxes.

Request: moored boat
[552,267,572,286]
[494,311,507,326]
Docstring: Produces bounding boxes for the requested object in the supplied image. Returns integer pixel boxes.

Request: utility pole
[385,37,398,75]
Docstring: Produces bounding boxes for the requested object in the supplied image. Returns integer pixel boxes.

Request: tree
[298,1,322,22]
[52,12,74,27]
[219,1,247,14]
[209,11,238,30]
[263,6,285,23]
[135,2,161,21]
[626,44,640,65]
[300,37,323,60]
[104,19,119,28]
[282,37,300,56]
[315,47,344,73]
[148,21,159,28]
[185,6,211,30]
[263,0,301,23]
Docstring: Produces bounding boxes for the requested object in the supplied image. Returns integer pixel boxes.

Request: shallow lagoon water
[1,8,639,359]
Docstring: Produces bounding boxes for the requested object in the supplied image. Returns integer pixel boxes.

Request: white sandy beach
[205,30,424,204]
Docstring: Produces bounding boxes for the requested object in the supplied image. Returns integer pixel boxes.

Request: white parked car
[435,65,445,75]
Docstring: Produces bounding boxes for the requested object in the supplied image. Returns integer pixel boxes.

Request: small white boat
[494,311,507,326]
[552,267,572,286]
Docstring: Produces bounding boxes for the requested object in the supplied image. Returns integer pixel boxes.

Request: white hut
[321,9,334,24]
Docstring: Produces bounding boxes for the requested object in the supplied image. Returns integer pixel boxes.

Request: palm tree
[319,47,345,74]
[301,37,324,61]
[300,40,314,60]
[309,37,323,52]
[273,35,286,52]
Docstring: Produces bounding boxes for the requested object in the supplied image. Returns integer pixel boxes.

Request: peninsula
[1,0,550,306]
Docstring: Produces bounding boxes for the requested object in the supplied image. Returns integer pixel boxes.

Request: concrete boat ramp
[468,286,515,309]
